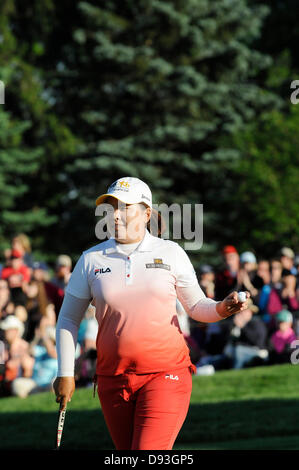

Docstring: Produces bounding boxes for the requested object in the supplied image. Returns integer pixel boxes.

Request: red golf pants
[97,366,193,450]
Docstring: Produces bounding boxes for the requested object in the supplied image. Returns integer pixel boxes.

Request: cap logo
[108,180,130,193]
[119,181,130,188]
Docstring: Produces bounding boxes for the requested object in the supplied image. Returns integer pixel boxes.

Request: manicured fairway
[0,364,299,450]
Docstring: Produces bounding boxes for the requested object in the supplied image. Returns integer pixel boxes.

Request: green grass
[1,364,299,450]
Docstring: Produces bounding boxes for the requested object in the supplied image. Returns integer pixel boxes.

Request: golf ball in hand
[238,292,247,303]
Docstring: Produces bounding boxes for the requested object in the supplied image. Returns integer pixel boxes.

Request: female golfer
[54,176,249,450]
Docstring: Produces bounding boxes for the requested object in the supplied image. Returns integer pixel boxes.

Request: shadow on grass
[1,398,299,450]
[176,398,299,450]
[0,408,113,450]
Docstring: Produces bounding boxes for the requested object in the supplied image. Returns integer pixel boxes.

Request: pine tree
[50,0,279,263]
[1,0,282,263]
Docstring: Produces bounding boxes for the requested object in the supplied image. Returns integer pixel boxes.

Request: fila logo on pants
[165,374,179,380]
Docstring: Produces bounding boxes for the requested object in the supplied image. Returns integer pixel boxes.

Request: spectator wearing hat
[51,255,72,290]
[214,246,240,301]
[280,247,297,276]
[1,250,31,307]
[1,250,31,285]
[0,315,34,395]
[31,261,50,283]
[268,310,296,364]
[237,251,264,303]
[198,265,215,299]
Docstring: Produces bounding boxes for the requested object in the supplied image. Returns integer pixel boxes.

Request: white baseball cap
[95,177,152,208]
[0,315,24,337]
[240,251,257,264]
[280,247,295,259]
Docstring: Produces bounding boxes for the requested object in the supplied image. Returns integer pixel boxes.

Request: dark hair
[143,206,166,237]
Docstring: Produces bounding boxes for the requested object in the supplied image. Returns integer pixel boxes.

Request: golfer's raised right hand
[53,376,75,411]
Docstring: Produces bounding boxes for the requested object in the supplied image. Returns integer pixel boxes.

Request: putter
[54,404,67,450]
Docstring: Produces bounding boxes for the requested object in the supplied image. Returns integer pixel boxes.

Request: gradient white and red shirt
[57,230,222,376]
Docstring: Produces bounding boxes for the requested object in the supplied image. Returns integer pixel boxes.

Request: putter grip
[56,407,66,449]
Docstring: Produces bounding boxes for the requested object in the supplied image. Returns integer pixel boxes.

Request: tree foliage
[0,0,293,265]
[217,105,299,258]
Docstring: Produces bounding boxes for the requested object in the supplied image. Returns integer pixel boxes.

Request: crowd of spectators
[0,233,298,397]
[0,233,97,398]
[180,245,299,375]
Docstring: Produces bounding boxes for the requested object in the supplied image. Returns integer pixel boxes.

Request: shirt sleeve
[174,243,198,287]
[56,293,91,376]
[174,243,223,323]
[65,254,91,300]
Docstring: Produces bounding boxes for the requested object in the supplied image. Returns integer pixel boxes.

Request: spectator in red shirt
[1,250,31,284]
[1,250,31,306]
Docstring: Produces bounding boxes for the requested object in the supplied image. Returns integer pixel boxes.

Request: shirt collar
[104,229,154,255]
[135,229,155,252]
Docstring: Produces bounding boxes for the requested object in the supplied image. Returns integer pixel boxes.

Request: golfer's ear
[146,207,152,223]
[147,208,166,237]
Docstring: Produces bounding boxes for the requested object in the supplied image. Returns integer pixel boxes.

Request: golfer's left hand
[216,291,250,319]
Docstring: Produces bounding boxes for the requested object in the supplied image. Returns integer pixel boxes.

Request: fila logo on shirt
[95,267,111,275]
[165,374,179,381]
